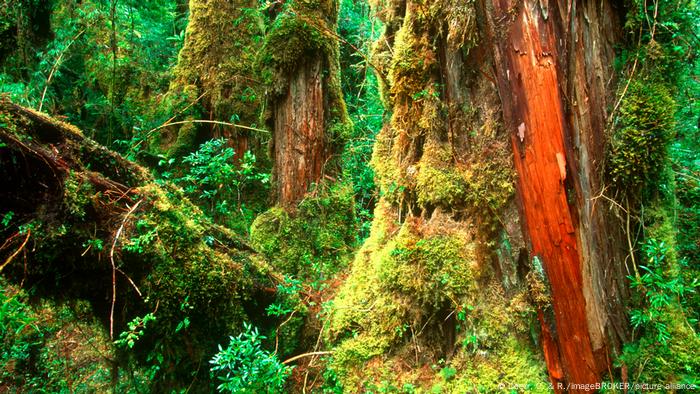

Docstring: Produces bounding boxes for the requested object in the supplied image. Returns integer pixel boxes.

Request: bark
[273,58,330,206]
[265,1,349,207]
[337,0,629,390]
[486,0,628,389]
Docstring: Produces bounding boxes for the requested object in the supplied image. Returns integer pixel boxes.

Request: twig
[116,267,142,298]
[146,119,269,135]
[39,30,85,112]
[110,199,144,340]
[282,351,332,365]
[0,229,30,273]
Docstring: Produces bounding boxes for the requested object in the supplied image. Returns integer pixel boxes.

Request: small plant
[210,322,291,393]
[628,239,698,345]
[265,276,303,318]
[114,313,156,349]
[175,138,269,228]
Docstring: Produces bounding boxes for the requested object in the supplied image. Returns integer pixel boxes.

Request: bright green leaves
[210,322,291,394]
[173,138,270,231]
[114,313,156,349]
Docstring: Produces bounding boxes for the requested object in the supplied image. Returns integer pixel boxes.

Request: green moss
[62,170,95,218]
[250,182,357,278]
[376,224,477,307]
[608,80,676,195]
[327,199,543,391]
[445,337,548,393]
[258,14,335,93]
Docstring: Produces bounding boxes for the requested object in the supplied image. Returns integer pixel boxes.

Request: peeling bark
[486,0,627,389]
[272,58,329,206]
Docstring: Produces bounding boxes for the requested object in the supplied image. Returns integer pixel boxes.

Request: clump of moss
[258,14,336,94]
[326,200,544,391]
[608,80,676,195]
[250,182,357,278]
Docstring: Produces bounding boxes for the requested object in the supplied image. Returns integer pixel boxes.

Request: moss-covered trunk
[261,0,350,206]
[163,0,263,158]
[0,99,275,390]
[328,0,629,390]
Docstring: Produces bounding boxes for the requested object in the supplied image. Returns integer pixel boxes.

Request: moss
[444,336,548,393]
[376,224,478,307]
[162,0,264,156]
[258,14,336,94]
[250,182,357,278]
[0,279,117,392]
[608,80,676,195]
[62,170,95,218]
[327,199,544,391]
[0,103,276,390]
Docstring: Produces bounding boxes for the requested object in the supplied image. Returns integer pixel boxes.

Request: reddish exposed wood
[487,0,616,389]
[538,309,564,391]
[272,59,329,206]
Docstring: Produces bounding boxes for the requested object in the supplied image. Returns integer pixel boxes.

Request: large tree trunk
[329,0,630,390]
[262,1,349,207]
[487,0,628,388]
[273,58,329,205]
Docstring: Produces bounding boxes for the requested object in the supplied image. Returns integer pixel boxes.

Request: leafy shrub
[628,238,698,344]
[210,323,291,393]
[173,138,269,230]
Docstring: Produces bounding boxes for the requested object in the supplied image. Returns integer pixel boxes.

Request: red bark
[488,0,627,389]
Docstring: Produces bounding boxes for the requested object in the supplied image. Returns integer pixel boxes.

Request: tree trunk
[262,0,349,207]
[273,58,329,206]
[164,0,263,158]
[330,0,630,390]
[486,0,628,388]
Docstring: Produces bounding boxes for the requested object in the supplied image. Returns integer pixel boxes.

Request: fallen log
[0,98,277,388]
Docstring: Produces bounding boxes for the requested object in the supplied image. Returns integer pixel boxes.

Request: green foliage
[0,280,116,392]
[0,0,185,147]
[173,138,270,232]
[210,322,291,394]
[115,313,156,349]
[628,239,698,344]
[337,0,384,240]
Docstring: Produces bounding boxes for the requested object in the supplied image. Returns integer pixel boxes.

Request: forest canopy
[0,0,699,392]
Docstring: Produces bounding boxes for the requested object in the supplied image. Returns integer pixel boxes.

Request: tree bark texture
[273,58,330,206]
[486,0,628,389]
[358,0,630,390]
